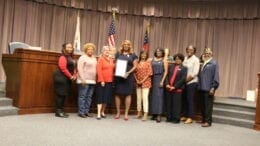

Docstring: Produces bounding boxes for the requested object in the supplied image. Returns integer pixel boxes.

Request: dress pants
[166,91,182,122]
[55,94,66,111]
[136,87,150,113]
[182,83,197,118]
[199,90,214,125]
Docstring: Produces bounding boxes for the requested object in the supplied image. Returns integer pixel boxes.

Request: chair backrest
[9,42,30,54]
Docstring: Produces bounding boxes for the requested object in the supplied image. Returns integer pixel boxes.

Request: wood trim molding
[253,73,260,131]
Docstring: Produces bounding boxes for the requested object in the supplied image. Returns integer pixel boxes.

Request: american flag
[143,28,149,51]
[108,19,116,47]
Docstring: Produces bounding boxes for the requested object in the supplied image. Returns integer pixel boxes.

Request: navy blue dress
[150,59,165,114]
[114,53,138,96]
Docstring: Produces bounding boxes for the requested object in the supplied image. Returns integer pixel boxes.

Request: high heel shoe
[136,111,142,119]
[124,116,129,121]
[184,118,193,124]
[201,122,211,127]
[180,117,187,122]
[114,114,120,119]
[142,112,148,121]
[101,114,106,118]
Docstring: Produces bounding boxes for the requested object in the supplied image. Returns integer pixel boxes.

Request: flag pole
[146,23,150,34]
[108,8,118,58]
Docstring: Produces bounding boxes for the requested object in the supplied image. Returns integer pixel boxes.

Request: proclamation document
[115,59,127,78]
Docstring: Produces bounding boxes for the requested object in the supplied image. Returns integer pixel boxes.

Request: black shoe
[101,114,106,118]
[62,112,69,118]
[55,112,68,118]
[151,115,157,120]
[96,117,101,120]
[55,109,68,118]
[85,113,93,117]
[55,113,61,117]
[166,118,172,122]
[171,120,180,124]
[78,114,87,118]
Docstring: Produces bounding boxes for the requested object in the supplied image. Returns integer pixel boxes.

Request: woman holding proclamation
[114,40,138,121]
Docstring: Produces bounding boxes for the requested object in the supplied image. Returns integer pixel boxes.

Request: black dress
[114,53,138,96]
[53,55,76,97]
[96,82,113,104]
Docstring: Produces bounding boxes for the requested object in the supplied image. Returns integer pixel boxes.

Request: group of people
[53,40,219,128]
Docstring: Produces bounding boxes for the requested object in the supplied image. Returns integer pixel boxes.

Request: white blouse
[183,55,200,85]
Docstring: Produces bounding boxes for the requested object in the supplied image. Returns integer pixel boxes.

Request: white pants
[136,87,150,113]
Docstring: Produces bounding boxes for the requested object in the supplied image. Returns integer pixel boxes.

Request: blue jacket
[198,59,219,91]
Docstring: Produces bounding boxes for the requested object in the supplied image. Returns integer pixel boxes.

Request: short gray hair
[102,46,110,52]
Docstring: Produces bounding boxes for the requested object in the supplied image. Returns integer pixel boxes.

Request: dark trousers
[182,83,197,118]
[166,91,182,121]
[199,90,214,125]
[55,94,66,111]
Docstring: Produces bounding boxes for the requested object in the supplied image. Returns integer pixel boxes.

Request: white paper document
[115,59,127,78]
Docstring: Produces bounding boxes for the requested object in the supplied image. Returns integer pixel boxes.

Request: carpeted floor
[0,113,260,146]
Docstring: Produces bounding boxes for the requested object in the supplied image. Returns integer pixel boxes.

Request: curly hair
[118,40,134,54]
[83,43,96,52]
[173,53,185,62]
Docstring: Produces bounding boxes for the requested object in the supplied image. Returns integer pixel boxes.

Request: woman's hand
[159,81,164,87]
[209,88,215,95]
[70,75,77,81]
[81,80,87,86]
[186,75,193,82]
[101,82,105,87]
[166,85,175,91]
[124,72,130,78]
[136,80,142,86]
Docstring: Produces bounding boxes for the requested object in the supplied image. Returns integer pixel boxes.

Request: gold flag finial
[111,7,118,20]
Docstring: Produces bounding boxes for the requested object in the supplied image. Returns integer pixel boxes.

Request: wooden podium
[2,49,78,114]
[254,73,260,130]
